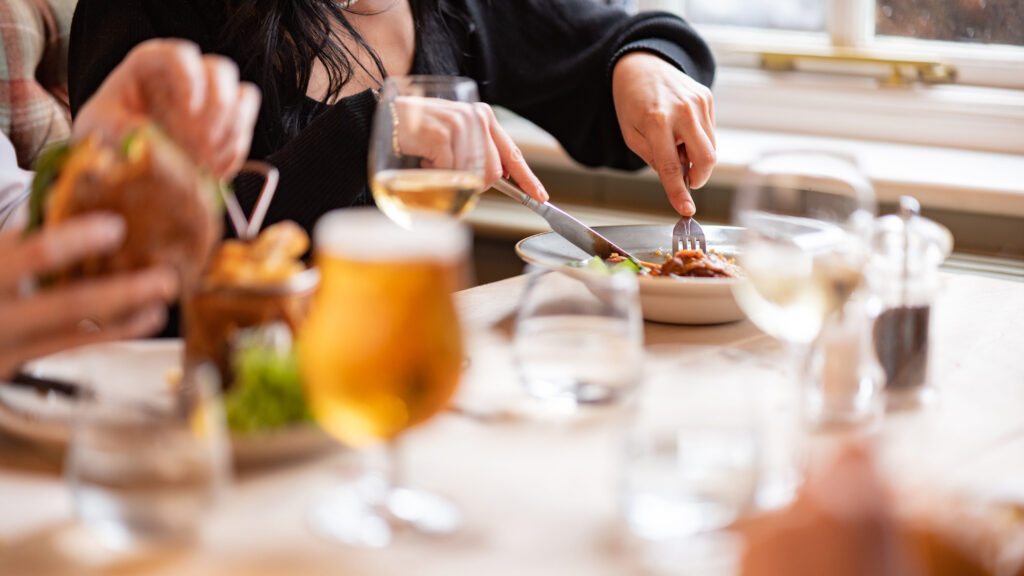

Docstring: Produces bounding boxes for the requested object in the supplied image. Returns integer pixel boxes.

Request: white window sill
[498,114,1024,219]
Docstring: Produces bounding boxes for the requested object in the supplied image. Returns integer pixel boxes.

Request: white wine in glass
[372,169,485,224]
[369,76,487,228]
[299,208,469,547]
[734,214,868,344]
[732,152,875,345]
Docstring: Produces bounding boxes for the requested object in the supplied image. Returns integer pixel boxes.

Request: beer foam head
[314,208,469,262]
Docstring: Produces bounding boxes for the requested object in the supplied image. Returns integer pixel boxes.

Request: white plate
[0,339,335,467]
[515,224,747,325]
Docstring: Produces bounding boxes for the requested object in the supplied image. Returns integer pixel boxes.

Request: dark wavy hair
[219,0,461,146]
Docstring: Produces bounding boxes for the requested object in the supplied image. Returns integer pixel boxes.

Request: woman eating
[69,0,717,234]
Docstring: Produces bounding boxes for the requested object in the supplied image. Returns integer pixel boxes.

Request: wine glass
[731,151,875,343]
[730,150,875,502]
[369,75,488,228]
[298,208,469,547]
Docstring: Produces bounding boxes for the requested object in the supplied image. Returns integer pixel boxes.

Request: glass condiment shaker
[868,196,953,410]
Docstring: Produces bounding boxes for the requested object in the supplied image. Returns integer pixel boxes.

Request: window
[683,0,1024,48]
[875,0,1024,47]
[635,0,1024,153]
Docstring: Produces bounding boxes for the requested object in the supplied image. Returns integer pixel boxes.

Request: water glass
[621,346,763,542]
[66,365,230,551]
[513,270,643,406]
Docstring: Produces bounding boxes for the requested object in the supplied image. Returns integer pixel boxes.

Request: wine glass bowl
[369,76,488,228]
[731,151,875,344]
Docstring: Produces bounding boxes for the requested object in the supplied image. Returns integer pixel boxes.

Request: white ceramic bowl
[515,224,747,325]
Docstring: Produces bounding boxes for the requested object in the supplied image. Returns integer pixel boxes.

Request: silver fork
[669,167,707,253]
[672,216,707,253]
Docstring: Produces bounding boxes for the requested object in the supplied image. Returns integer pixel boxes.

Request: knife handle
[492,178,545,215]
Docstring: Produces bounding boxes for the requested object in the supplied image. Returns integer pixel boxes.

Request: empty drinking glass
[513,270,643,406]
[621,346,764,542]
[66,365,230,551]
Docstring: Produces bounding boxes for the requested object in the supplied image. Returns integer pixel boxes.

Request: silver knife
[492,178,644,268]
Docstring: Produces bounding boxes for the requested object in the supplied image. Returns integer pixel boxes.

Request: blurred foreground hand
[0,214,178,379]
[738,443,1021,576]
[739,444,919,576]
[73,39,260,180]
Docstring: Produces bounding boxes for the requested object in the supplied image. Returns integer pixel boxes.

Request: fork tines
[672,216,708,253]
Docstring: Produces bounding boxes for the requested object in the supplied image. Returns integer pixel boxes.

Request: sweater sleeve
[460,1,715,171]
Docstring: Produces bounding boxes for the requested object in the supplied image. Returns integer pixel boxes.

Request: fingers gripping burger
[29,126,223,287]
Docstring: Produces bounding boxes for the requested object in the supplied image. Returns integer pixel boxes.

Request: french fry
[204,221,310,287]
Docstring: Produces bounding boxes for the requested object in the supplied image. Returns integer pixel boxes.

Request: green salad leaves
[568,255,645,275]
[223,330,313,433]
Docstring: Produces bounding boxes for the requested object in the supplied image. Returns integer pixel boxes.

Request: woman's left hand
[612,52,716,217]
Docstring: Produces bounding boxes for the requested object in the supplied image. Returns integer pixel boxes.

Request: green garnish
[224,331,312,433]
[569,255,645,275]
[27,142,71,234]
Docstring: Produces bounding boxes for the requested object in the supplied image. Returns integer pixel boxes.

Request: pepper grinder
[869,196,953,410]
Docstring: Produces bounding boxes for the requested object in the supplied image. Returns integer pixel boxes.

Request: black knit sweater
[69,0,714,236]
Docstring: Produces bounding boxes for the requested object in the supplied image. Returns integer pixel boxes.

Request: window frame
[663,0,1024,154]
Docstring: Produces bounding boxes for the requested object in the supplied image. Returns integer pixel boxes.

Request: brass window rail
[757,49,958,86]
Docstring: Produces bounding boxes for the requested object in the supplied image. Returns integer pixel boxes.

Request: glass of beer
[369,76,487,228]
[299,208,469,547]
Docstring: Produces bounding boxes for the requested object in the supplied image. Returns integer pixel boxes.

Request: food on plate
[29,127,222,287]
[644,249,742,278]
[580,248,743,279]
[183,221,317,393]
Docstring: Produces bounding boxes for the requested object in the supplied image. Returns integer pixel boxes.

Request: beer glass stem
[358,441,402,510]
[310,438,459,547]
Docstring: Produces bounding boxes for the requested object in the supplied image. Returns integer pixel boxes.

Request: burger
[29,126,223,287]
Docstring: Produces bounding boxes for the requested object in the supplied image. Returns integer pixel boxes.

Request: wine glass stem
[767,340,811,507]
[784,340,815,435]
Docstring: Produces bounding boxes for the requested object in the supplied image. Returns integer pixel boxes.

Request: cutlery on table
[491,178,645,268]
[4,371,91,399]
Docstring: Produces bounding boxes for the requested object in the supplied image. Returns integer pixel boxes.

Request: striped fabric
[0,0,75,170]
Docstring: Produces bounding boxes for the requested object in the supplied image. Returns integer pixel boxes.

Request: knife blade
[491,178,644,268]
[5,371,93,399]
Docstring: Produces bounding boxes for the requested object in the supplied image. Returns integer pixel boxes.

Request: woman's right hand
[393,98,549,202]
[0,214,179,379]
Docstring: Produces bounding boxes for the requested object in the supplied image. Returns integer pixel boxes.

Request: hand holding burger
[0,39,259,378]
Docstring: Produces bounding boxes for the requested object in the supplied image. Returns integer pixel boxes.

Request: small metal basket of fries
[183,221,319,389]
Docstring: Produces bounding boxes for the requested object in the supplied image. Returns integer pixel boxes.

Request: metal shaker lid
[871,196,953,277]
